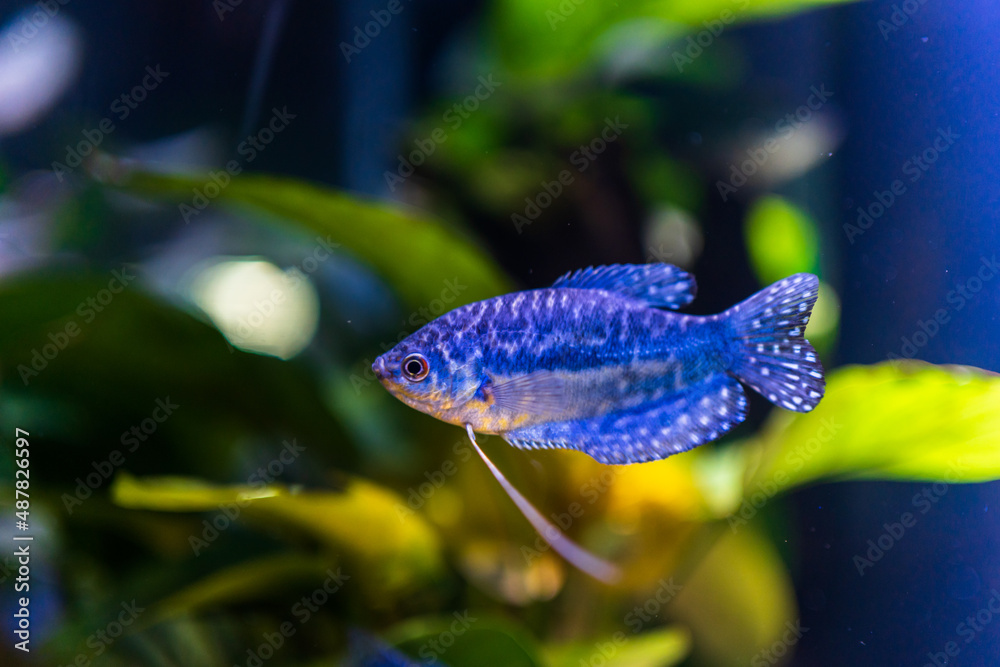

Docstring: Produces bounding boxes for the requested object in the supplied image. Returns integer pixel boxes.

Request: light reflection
[726,114,844,189]
[189,258,320,360]
[644,206,704,269]
[0,10,81,135]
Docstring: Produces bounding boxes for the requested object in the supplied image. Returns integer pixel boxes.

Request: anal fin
[502,374,747,464]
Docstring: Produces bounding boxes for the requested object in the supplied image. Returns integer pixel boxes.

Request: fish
[373,264,825,580]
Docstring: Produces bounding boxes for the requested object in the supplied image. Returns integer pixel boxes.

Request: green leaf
[671,526,797,665]
[149,553,339,624]
[93,159,510,309]
[387,615,545,667]
[745,195,819,285]
[0,275,352,474]
[542,627,690,667]
[111,473,446,595]
[744,362,1000,496]
[492,0,862,82]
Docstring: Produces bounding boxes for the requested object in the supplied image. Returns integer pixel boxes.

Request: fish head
[372,322,482,424]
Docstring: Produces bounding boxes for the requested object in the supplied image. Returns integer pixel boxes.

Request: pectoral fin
[486,370,567,417]
[465,424,621,584]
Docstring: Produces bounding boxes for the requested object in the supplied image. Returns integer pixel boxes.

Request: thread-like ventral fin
[465,424,621,584]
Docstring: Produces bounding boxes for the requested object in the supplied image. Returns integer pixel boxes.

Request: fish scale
[454,291,715,376]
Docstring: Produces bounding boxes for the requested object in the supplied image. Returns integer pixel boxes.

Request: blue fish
[374,264,824,464]
[373,264,825,580]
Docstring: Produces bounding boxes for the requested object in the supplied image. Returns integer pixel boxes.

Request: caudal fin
[725,274,825,412]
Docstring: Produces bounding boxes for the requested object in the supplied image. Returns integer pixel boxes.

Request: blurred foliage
[542,626,689,667]
[744,196,819,285]
[112,473,446,598]
[93,162,510,310]
[744,196,838,355]
[743,363,1000,493]
[492,0,858,82]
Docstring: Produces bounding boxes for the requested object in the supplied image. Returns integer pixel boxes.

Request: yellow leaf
[543,626,690,667]
[745,362,1000,497]
[111,473,445,595]
[671,527,798,665]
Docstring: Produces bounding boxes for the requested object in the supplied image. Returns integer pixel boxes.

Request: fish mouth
[371,357,431,402]
[372,357,389,381]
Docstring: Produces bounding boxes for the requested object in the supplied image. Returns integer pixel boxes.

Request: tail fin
[726,273,825,412]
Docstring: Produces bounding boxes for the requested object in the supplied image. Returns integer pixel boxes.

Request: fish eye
[402,353,429,382]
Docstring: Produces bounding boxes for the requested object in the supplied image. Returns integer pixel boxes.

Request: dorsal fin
[551,263,696,309]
